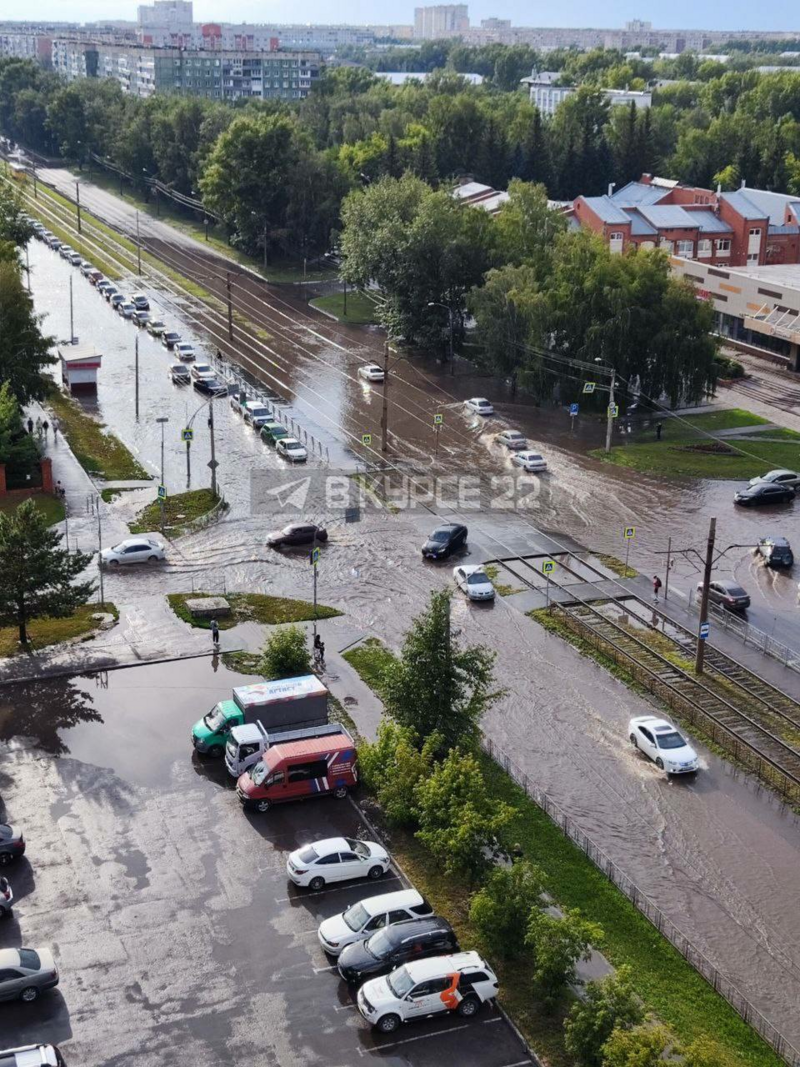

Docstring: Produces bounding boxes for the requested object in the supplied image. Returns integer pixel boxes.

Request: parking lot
[0,658,532,1067]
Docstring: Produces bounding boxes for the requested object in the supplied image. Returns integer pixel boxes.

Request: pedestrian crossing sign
[182,428,193,442]
[362,434,372,446]
[542,560,555,574]
[310,547,320,566]
[623,526,635,540]
[157,485,167,500]
[434,413,443,425]
[608,403,619,418]
[582,382,596,394]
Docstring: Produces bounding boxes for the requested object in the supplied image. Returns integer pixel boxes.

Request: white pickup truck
[225,720,346,777]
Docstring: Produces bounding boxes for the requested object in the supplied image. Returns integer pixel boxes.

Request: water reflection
[0,676,101,756]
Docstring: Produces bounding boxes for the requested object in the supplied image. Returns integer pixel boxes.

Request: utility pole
[95,497,104,607]
[343,277,347,317]
[24,243,30,291]
[448,307,454,377]
[263,220,268,272]
[156,416,169,531]
[208,400,218,497]
[136,210,142,275]
[134,333,140,419]
[380,340,390,454]
[204,217,209,242]
[69,275,74,342]
[605,367,616,454]
[75,181,82,235]
[664,536,672,601]
[226,272,233,341]
[32,164,37,199]
[695,517,717,675]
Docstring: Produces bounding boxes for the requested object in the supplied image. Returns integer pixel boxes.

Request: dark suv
[757,536,794,568]
[337,917,458,983]
[422,523,467,560]
[265,523,328,549]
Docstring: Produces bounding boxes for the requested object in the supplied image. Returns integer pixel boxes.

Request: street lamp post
[594,357,617,454]
[427,301,455,375]
[75,180,82,235]
[136,210,142,275]
[156,416,169,530]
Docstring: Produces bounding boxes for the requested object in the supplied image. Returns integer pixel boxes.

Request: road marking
[275,874,401,903]
[312,964,338,974]
[333,1003,358,1012]
[357,1023,470,1054]
[498,1060,534,1067]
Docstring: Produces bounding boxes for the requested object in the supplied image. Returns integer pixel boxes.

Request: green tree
[564,966,644,1067]
[0,499,95,644]
[381,589,503,753]
[358,720,439,827]
[601,1023,672,1067]
[493,180,567,274]
[415,748,514,881]
[468,264,545,393]
[525,907,602,1004]
[258,624,312,679]
[681,1036,737,1067]
[0,261,56,403]
[469,860,546,958]
[0,382,39,488]
[0,183,34,246]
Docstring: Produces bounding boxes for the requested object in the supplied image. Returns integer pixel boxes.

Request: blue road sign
[310,547,321,566]
[542,560,555,574]
[699,622,710,640]
[157,485,167,500]
[582,381,596,394]
[569,403,579,417]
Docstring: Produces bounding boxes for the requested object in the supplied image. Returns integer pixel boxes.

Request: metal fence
[687,590,800,675]
[481,736,800,1067]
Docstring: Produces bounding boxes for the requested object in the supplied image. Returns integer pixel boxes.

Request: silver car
[0,947,59,1002]
[0,1046,63,1067]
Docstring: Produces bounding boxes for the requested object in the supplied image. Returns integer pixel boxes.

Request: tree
[0,183,34,246]
[681,1036,737,1067]
[525,907,602,1004]
[601,1023,672,1067]
[381,589,503,753]
[415,748,515,881]
[468,264,545,392]
[564,966,644,1067]
[469,860,546,958]
[493,180,567,276]
[0,382,39,488]
[0,261,56,403]
[0,499,94,644]
[358,720,439,827]
[258,624,312,679]
[609,102,641,185]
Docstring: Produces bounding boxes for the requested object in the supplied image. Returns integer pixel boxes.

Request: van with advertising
[191,675,328,757]
[236,726,357,813]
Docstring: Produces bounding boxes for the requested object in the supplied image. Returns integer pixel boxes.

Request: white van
[243,401,272,429]
[318,889,433,956]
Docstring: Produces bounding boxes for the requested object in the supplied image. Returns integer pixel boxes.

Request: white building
[413,4,469,39]
[137,1,193,30]
[521,71,652,117]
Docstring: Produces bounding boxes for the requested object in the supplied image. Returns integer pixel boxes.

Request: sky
[10,0,800,32]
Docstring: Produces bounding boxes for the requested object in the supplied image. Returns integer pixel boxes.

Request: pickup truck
[225,720,345,777]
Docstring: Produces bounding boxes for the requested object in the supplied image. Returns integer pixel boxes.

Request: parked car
[58,244,73,260]
[193,376,226,397]
[0,948,59,1003]
[339,917,459,984]
[422,523,467,560]
[100,538,166,567]
[496,430,527,450]
[700,579,750,612]
[453,565,495,601]
[276,437,308,463]
[357,951,499,1034]
[67,251,82,267]
[87,269,103,285]
[103,286,120,302]
[243,401,272,428]
[0,1045,63,1067]
[286,837,390,891]
[0,824,25,866]
[131,293,150,311]
[748,468,800,490]
[260,421,290,446]
[170,364,191,384]
[266,523,327,549]
[511,450,548,473]
[175,342,196,362]
[465,397,494,416]
[45,235,60,250]
[147,319,167,337]
[110,293,126,310]
[318,889,434,957]
[628,715,700,774]
[358,364,385,382]
[96,280,114,296]
[190,363,215,381]
[229,394,248,416]
[757,536,794,568]
[162,331,181,349]
[734,481,794,506]
[118,302,137,319]
[0,879,12,918]
[79,260,94,275]
[133,311,150,327]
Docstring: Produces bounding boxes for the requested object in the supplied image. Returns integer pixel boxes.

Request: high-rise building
[137,1,193,30]
[413,5,469,39]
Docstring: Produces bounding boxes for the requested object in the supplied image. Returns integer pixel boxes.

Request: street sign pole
[380,340,390,454]
[208,400,218,497]
[433,413,443,459]
[625,537,631,580]
[134,333,139,420]
[623,526,635,578]
[542,559,555,608]
[310,545,320,644]
[156,417,169,532]
[664,536,672,600]
[605,368,616,454]
[695,517,717,675]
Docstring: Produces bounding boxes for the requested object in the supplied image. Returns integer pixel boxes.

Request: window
[315,854,341,865]
[676,240,694,257]
[748,253,759,262]
[749,227,761,237]
[640,727,655,744]
[609,231,623,241]
[365,914,387,931]
[697,239,712,256]
[287,758,329,783]
[266,771,283,786]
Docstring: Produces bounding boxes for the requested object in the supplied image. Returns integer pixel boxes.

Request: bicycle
[313,645,326,671]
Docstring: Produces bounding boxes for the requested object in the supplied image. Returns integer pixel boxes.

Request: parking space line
[356,1023,470,1054]
[498,1060,534,1067]
[333,1003,358,1012]
[312,964,338,974]
[275,874,402,903]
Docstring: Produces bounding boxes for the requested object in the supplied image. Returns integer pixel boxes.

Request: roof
[354,888,424,915]
[610,181,670,208]
[406,951,486,980]
[473,191,510,213]
[688,209,733,234]
[720,190,769,221]
[629,214,657,236]
[520,70,561,85]
[267,729,354,764]
[769,224,800,235]
[732,187,800,224]
[58,342,101,363]
[233,676,327,709]
[580,196,630,225]
[638,204,698,229]
[453,181,494,201]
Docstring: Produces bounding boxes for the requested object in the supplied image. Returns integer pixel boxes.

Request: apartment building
[572,175,800,268]
[0,31,52,65]
[521,71,652,117]
[413,5,470,39]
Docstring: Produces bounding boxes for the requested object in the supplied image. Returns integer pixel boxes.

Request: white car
[68,251,82,267]
[276,437,308,463]
[628,716,699,774]
[190,363,215,380]
[357,951,499,1034]
[0,1046,62,1067]
[147,319,166,337]
[512,450,548,473]
[496,430,527,450]
[243,401,272,428]
[100,538,166,567]
[465,397,494,416]
[358,364,385,382]
[175,342,196,362]
[748,469,800,490]
[286,836,390,891]
[118,302,137,319]
[318,889,433,956]
[453,565,495,601]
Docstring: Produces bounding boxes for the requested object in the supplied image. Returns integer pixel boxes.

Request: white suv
[318,889,433,956]
[357,951,499,1033]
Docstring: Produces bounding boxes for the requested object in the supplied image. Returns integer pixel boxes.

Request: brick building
[572,175,800,268]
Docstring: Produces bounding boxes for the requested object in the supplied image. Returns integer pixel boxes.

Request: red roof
[266,730,353,767]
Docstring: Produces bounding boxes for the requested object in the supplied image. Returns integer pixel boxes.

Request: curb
[0,646,243,687]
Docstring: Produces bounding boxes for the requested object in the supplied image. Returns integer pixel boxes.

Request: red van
[236,726,357,813]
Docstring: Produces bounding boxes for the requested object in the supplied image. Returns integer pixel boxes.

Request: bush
[525,907,603,1006]
[564,965,644,1067]
[358,720,438,827]
[258,624,312,679]
[713,354,745,380]
[602,1022,672,1067]
[681,1036,738,1067]
[469,859,546,959]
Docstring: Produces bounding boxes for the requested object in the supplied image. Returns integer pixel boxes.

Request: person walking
[656,421,663,441]
[26,416,33,434]
[52,417,59,439]
[210,618,220,648]
[41,418,49,437]
[652,575,663,604]
[34,416,42,438]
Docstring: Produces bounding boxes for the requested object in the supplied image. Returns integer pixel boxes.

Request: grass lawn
[0,602,118,657]
[167,591,342,630]
[47,390,150,481]
[343,638,781,1067]
[595,553,638,579]
[0,493,65,526]
[595,409,800,479]
[310,290,379,325]
[129,488,221,534]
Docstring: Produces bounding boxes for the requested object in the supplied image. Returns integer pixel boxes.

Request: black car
[193,376,226,397]
[0,824,25,866]
[265,523,328,549]
[337,917,459,983]
[422,523,468,560]
[699,579,751,612]
[734,481,794,506]
[757,536,794,568]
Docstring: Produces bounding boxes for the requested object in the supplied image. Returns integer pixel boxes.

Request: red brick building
[571,175,800,268]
